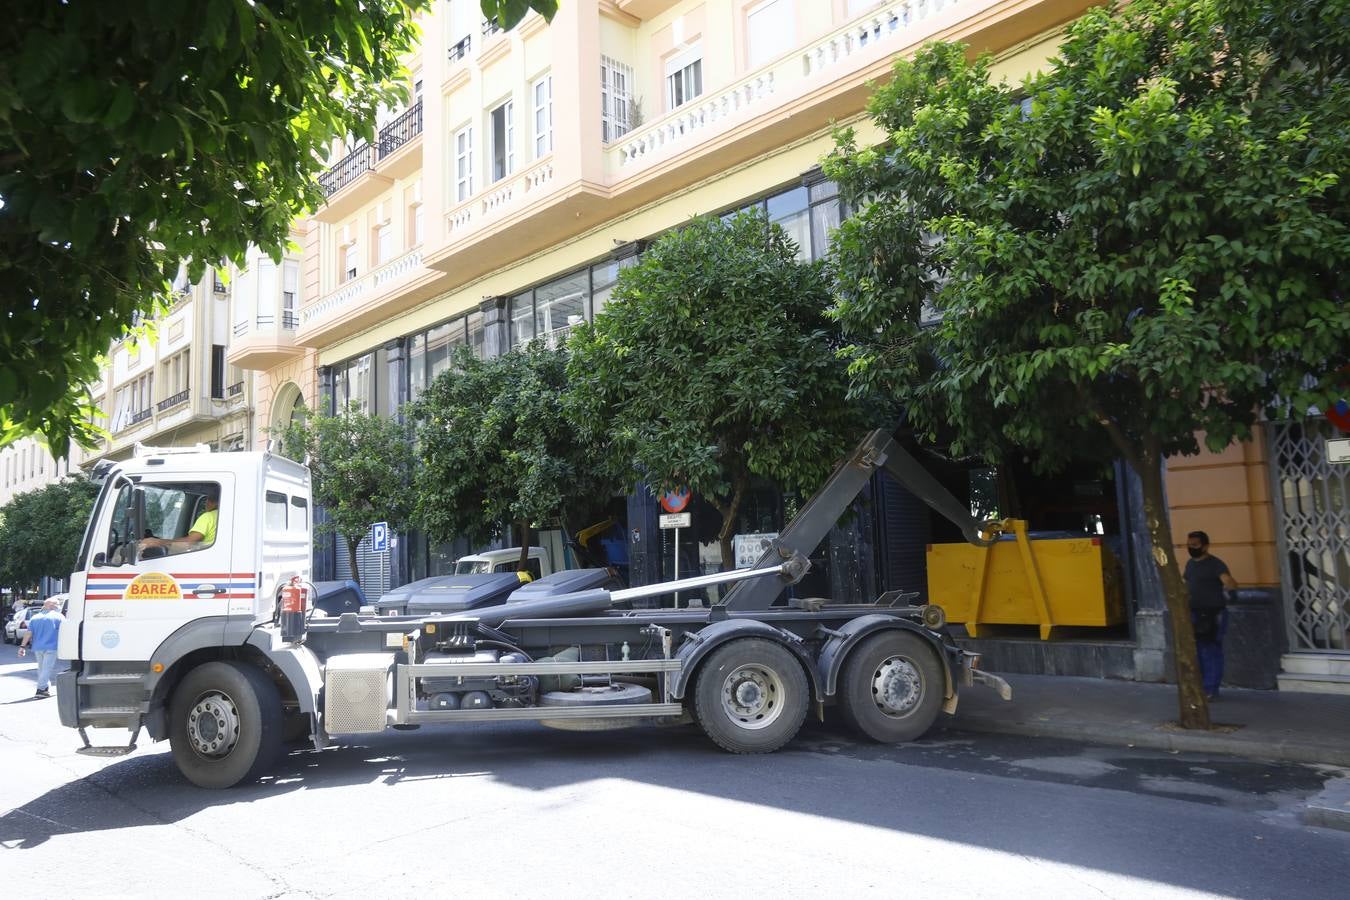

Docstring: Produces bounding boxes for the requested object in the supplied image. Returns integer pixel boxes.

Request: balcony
[296,245,442,348]
[425,0,1079,286]
[315,101,425,223]
[603,0,1085,199]
[227,313,305,371]
[226,381,245,398]
[156,389,190,413]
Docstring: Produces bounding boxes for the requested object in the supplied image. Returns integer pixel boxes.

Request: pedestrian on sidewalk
[18,598,64,698]
[1184,530,1238,701]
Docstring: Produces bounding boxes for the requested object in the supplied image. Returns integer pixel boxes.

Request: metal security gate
[1269,419,1350,653]
[335,533,391,601]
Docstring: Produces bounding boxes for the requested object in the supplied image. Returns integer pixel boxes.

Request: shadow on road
[2,716,1344,898]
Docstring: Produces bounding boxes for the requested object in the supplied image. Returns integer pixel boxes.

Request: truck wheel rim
[872,656,922,718]
[721,664,784,730]
[187,691,241,758]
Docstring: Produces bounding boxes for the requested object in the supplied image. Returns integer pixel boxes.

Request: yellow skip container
[925,519,1125,639]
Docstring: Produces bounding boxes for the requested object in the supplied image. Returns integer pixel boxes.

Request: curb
[948,715,1350,769]
[1302,779,1350,833]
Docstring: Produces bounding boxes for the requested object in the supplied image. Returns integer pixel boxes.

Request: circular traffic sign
[660,488,690,514]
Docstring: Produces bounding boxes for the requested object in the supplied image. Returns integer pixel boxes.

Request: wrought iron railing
[449,35,472,62]
[129,408,153,426]
[378,101,423,160]
[233,321,248,336]
[257,314,274,327]
[156,389,190,412]
[483,18,502,36]
[318,142,375,197]
[282,311,299,329]
[227,381,244,398]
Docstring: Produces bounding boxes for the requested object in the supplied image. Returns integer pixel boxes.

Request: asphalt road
[2,641,1346,900]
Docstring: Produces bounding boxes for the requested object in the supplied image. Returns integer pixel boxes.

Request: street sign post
[658,496,692,595]
[372,521,388,553]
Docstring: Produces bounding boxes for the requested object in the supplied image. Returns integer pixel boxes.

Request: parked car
[5,607,40,645]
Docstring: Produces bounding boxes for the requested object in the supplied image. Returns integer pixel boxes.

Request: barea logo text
[123,572,183,601]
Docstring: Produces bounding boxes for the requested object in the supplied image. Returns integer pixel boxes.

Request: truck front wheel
[838,630,944,743]
[692,638,809,754]
[168,661,283,789]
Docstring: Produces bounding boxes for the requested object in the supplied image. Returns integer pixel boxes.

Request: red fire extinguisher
[280,576,307,643]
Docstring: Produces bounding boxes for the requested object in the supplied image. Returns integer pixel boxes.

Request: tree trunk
[714,472,751,572]
[517,521,531,573]
[1136,447,1212,730]
[346,535,361,586]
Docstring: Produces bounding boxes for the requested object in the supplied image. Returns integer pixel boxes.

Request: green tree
[280,405,415,585]
[567,212,869,570]
[0,0,557,457]
[409,344,614,571]
[825,0,1350,729]
[0,476,99,592]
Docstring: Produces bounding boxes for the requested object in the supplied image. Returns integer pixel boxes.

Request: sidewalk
[950,673,1350,768]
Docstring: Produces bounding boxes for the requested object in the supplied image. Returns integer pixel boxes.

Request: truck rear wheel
[169,661,283,789]
[692,638,808,754]
[838,630,944,743]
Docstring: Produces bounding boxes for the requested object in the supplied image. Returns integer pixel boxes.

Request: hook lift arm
[719,429,999,611]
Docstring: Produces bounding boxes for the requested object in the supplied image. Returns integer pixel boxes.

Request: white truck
[56,432,1010,788]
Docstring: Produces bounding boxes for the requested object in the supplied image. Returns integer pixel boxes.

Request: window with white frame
[377,222,394,264]
[601,57,633,143]
[532,74,553,159]
[112,372,154,431]
[282,260,299,327]
[370,200,394,266]
[405,180,424,248]
[159,349,190,401]
[665,44,703,111]
[454,125,474,201]
[489,99,514,182]
[258,258,278,322]
[746,0,794,69]
[338,224,359,282]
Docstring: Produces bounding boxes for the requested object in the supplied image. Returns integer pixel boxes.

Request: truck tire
[692,638,808,754]
[838,630,943,743]
[168,661,284,789]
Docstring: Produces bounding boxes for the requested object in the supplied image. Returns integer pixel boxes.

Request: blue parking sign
[372,521,388,553]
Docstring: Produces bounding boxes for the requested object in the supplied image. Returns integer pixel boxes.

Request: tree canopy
[0,0,557,458]
[409,344,614,570]
[0,476,99,592]
[825,0,1349,728]
[567,212,869,569]
[280,405,414,586]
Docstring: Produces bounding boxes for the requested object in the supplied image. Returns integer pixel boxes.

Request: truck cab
[57,446,312,755]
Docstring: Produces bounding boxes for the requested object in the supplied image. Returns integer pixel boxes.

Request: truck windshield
[454,561,491,575]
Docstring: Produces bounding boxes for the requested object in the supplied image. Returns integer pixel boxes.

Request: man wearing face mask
[1183,530,1239,700]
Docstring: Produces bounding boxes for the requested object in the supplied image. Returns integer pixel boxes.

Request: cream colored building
[231,0,1093,595]
[69,255,288,471]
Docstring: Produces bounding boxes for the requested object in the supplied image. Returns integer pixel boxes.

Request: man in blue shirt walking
[19,598,63,698]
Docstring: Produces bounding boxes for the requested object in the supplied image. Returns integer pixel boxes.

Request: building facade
[229,0,1345,692]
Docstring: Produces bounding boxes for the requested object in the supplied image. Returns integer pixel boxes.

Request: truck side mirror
[92,552,108,568]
